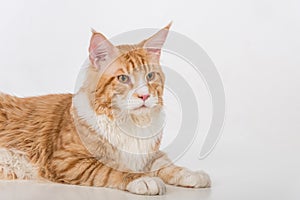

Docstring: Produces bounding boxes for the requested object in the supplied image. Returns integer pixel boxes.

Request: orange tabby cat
[0,23,210,195]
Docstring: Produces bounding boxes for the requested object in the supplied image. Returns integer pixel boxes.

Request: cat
[0,23,211,195]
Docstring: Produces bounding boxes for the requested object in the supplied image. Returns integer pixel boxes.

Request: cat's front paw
[173,169,211,188]
[126,177,166,195]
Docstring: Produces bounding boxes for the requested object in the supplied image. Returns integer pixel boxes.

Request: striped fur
[0,24,210,195]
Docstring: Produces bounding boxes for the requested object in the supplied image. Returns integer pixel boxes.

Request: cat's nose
[138,94,150,101]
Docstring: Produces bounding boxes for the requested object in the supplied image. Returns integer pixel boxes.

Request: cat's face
[94,48,165,118]
[87,24,170,120]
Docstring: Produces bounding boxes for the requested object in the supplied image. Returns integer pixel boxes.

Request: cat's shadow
[123,186,211,200]
[0,180,211,200]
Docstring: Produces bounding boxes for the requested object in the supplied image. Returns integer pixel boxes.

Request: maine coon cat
[0,23,211,195]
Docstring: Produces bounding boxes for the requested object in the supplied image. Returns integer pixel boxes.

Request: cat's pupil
[147,72,155,81]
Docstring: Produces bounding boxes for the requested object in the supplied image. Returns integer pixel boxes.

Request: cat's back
[0,93,73,125]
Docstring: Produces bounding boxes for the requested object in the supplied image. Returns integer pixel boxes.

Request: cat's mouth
[134,105,148,110]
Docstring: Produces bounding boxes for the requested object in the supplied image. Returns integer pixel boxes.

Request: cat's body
[0,93,76,180]
[0,24,211,195]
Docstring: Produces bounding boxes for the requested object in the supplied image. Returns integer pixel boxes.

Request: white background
[0,0,300,200]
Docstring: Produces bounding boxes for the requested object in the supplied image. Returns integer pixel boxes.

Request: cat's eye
[117,75,130,84]
[146,72,155,81]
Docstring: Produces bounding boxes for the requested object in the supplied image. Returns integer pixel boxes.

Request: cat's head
[77,24,171,127]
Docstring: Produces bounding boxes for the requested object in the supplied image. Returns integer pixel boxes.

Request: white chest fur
[73,92,164,172]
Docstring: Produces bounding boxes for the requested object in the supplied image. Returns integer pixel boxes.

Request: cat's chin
[114,105,165,136]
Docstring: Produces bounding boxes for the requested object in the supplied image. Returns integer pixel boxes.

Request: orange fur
[0,24,211,195]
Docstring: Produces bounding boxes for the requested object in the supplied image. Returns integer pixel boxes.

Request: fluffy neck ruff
[71,80,165,172]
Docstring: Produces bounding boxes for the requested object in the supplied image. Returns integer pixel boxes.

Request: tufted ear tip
[164,21,172,30]
[90,28,97,34]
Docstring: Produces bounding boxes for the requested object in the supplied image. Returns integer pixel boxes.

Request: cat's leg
[51,154,166,195]
[151,152,211,188]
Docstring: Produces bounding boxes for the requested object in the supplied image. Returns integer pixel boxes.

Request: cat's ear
[89,29,118,69]
[141,22,172,58]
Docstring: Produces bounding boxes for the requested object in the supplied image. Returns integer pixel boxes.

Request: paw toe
[126,177,166,195]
